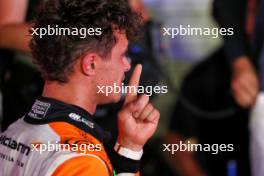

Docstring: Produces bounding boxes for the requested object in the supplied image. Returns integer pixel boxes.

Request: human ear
[81,53,96,76]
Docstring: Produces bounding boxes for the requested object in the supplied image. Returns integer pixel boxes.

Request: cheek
[100,58,124,84]
[112,58,124,73]
[103,64,120,83]
[95,65,111,86]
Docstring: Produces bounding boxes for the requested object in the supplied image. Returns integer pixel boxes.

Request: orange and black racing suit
[0,97,140,176]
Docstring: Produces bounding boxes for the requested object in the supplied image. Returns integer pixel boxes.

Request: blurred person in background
[0,0,31,52]
[165,48,250,176]
[0,0,42,131]
[213,0,264,175]
[162,0,258,175]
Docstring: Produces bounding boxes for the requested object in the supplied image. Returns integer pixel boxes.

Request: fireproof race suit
[0,96,140,176]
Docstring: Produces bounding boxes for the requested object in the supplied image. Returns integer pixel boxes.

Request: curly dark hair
[30,0,142,83]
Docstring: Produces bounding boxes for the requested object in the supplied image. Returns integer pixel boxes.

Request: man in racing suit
[0,0,160,175]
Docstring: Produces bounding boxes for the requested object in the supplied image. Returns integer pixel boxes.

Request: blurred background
[0,0,256,175]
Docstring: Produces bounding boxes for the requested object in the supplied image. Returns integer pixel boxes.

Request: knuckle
[156,110,160,117]
[135,101,143,110]
[152,109,158,115]
[157,110,160,116]
[148,103,153,110]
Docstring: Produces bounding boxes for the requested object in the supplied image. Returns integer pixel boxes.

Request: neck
[42,81,97,115]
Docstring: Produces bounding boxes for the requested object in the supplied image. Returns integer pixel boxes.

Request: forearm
[0,23,31,52]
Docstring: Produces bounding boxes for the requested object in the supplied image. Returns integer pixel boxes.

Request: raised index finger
[124,64,142,105]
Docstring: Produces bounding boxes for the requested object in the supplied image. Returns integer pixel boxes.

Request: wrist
[117,137,143,151]
[114,142,143,160]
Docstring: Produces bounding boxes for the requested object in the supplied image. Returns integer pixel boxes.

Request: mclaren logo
[0,135,30,156]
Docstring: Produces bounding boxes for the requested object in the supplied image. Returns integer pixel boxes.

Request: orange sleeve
[52,156,109,176]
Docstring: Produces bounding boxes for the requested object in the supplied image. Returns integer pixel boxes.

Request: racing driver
[0,0,160,175]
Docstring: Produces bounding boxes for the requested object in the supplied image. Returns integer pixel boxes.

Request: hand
[232,56,259,108]
[117,64,160,151]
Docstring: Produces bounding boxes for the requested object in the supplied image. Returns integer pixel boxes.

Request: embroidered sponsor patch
[68,113,94,129]
[28,100,50,119]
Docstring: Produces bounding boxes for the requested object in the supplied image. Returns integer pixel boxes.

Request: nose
[124,56,131,72]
